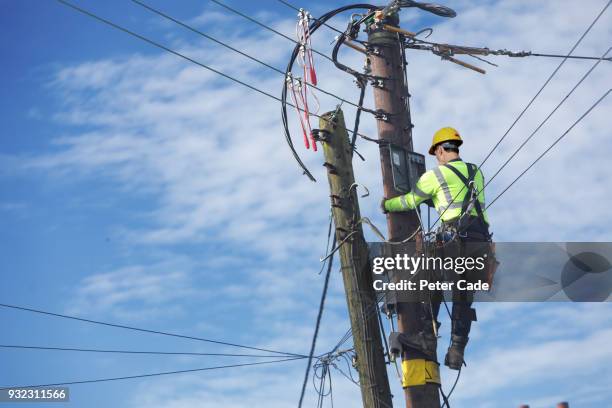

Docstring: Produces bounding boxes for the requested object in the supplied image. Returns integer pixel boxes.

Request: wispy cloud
[67,256,203,321]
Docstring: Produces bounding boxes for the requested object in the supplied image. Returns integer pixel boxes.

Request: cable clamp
[369,46,382,56]
[374,110,389,122]
[329,194,346,208]
[370,78,385,88]
[323,162,338,175]
[312,128,330,142]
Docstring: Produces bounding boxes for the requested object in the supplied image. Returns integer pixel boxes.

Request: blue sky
[1,0,611,407]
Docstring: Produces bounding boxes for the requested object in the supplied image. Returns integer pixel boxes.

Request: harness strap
[443,163,486,223]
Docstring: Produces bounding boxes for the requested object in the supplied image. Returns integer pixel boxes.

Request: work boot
[444,335,468,370]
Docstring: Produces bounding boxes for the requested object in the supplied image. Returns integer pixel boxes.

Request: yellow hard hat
[428,127,463,155]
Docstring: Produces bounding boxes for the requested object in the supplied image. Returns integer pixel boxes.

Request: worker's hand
[380,198,388,214]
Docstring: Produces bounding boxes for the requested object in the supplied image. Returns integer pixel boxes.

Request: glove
[380,198,389,214]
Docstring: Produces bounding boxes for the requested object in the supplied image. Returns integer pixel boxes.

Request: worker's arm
[384,170,437,212]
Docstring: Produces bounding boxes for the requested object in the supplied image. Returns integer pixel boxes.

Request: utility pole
[318,109,393,408]
[367,13,442,408]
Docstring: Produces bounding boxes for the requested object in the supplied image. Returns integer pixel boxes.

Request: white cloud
[67,256,202,321]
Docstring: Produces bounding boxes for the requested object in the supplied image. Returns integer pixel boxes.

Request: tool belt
[437,217,498,290]
[442,216,491,242]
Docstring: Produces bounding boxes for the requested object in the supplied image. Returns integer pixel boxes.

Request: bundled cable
[281,4,378,182]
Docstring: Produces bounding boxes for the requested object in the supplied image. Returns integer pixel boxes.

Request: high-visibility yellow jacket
[384,159,489,225]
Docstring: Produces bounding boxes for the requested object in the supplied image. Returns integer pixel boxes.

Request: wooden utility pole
[319,109,393,408]
[367,13,442,408]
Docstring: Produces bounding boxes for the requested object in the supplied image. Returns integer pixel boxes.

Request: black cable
[329,17,391,84]
[132,0,369,112]
[0,357,305,390]
[528,52,612,62]
[297,235,336,408]
[274,0,347,37]
[0,344,291,358]
[280,3,379,182]
[484,46,611,189]
[328,368,334,408]
[331,22,367,81]
[478,0,611,168]
[318,212,334,275]
[440,368,462,408]
[0,303,305,358]
[486,89,610,210]
[350,81,368,153]
[440,389,452,408]
[428,0,611,231]
[210,0,336,63]
[452,88,611,239]
[55,0,284,105]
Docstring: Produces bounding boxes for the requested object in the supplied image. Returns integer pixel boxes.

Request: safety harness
[439,162,498,287]
[442,162,489,237]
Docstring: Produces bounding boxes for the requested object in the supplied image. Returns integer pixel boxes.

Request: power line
[131,0,365,111]
[484,46,611,189]
[486,88,610,210]
[274,0,347,37]
[0,303,305,358]
[0,344,294,358]
[54,0,379,157]
[527,52,612,62]
[209,0,335,63]
[479,0,611,168]
[55,1,282,102]
[0,357,305,390]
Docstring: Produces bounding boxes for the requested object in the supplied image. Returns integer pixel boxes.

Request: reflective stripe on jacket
[384,159,489,224]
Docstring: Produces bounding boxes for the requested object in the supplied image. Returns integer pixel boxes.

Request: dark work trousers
[430,218,490,339]
[396,218,490,361]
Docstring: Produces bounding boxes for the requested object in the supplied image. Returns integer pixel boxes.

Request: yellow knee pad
[401,359,441,388]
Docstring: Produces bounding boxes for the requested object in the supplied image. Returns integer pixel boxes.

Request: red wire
[296,81,316,151]
[289,80,310,149]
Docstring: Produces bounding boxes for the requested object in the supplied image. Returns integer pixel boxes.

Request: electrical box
[389,144,433,207]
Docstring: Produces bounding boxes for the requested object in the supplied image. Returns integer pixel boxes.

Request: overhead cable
[274,0,347,37]
[486,89,610,210]
[484,46,612,188]
[0,357,305,390]
[55,0,380,183]
[0,344,293,358]
[131,0,367,111]
[209,0,335,63]
[0,302,305,358]
[478,0,611,168]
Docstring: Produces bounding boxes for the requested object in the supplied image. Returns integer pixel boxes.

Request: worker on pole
[382,127,493,370]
